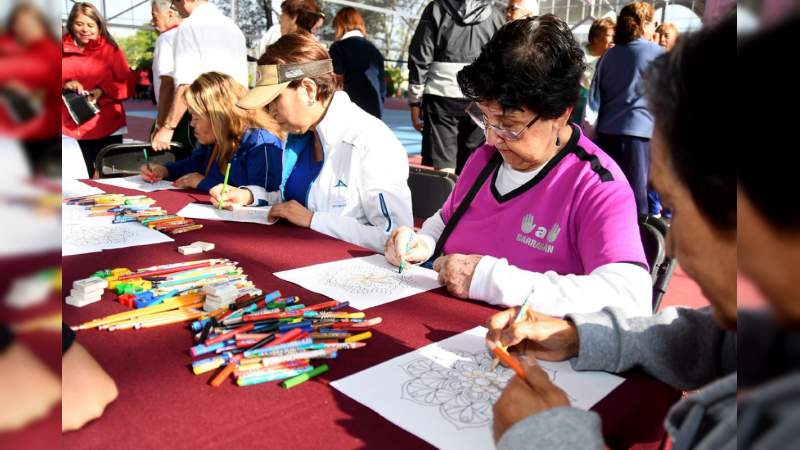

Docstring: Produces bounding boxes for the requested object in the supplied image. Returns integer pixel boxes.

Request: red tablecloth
[62,183,679,450]
[0,252,61,450]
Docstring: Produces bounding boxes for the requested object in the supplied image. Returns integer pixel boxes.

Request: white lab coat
[251,91,413,252]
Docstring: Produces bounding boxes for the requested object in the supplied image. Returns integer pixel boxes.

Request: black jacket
[329,35,387,119]
[407,0,504,105]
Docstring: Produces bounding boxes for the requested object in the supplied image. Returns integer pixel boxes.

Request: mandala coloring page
[274,254,442,310]
[332,327,624,450]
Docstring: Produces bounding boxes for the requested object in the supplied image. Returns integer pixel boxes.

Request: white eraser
[66,295,101,308]
[204,283,237,297]
[73,277,108,291]
[70,288,103,300]
[4,276,52,309]
[191,241,215,251]
[178,245,203,255]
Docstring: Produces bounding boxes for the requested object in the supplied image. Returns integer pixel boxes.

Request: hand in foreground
[492,357,570,442]
[485,307,579,362]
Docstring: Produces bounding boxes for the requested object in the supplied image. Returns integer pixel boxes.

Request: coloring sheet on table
[176,203,276,225]
[62,221,174,256]
[62,179,105,198]
[0,204,60,257]
[93,175,178,192]
[62,204,114,225]
[273,254,443,310]
[331,326,625,450]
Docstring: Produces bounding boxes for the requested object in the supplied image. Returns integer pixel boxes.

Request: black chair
[95,142,183,178]
[639,215,677,312]
[407,166,458,220]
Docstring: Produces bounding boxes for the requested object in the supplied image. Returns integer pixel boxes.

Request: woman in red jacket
[0,3,61,175]
[62,2,130,177]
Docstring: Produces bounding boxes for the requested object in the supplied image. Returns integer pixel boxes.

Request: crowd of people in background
[58,0,688,207]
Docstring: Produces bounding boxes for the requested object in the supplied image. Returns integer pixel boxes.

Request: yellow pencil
[72,294,202,330]
[107,308,204,331]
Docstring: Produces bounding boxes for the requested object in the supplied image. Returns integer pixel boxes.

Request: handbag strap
[430,151,502,261]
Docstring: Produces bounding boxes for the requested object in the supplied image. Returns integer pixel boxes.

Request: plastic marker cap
[280,364,329,389]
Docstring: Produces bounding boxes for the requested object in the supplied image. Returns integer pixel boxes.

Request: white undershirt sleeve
[468,257,653,317]
[416,210,446,261]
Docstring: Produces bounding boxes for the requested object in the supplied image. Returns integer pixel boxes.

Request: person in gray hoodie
[407,0,504,173]
[486,13,800,450]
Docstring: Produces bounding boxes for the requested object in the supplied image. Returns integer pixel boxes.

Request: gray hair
[152,0,174,12]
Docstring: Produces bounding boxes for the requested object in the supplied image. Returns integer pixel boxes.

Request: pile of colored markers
[188,291,379,388]
[65,193,162,218]
[71,259,258,329]
[64,193,203,234]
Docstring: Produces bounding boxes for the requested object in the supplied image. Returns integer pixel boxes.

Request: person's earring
[308,99,315,107]
[556,136,561,147]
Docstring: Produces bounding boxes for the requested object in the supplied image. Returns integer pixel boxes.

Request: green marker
[280,364,329,389]
[398,232,416,274]
[143,147,153,183]
[218,162,232,210]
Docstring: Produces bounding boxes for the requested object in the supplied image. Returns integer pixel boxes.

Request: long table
[62,182,680,449]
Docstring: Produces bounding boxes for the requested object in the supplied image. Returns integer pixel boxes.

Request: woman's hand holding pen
[210,185,253,209]
[139,163,168,183]
[384,226,430,267]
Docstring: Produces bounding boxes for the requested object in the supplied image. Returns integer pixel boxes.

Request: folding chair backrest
[95,142,182,178]
[639,215,677,312]
[407,167,458,221]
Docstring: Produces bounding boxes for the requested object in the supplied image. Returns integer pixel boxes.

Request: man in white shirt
[150,0,191,155]
[151,0,248,151]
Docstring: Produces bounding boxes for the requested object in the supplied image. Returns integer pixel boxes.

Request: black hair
[643,14,736,231]
[457,14,585,119]
[737,14,800,230]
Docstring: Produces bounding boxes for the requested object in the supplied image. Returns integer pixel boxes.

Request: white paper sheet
[0,204,60,257]
[62,179,105,198]
[273,254,443,310]
[62,136,89,180]
[62,221,174,256]
[331,326,625,450]
[62,204,115,225]
[176,203,276,225]
[93,175,179,193]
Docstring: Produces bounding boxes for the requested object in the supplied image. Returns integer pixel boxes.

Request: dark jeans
[77,134,123,178]
[596,132,651,217]
[421,107,484,174]
[22,136,61,177]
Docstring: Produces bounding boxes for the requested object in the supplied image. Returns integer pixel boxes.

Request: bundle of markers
[64,193,202,234]
[136,212,203,234]
[71,259,258,330]
[189,291,379,388]
[65,193,161,216]
[71,293,205,331]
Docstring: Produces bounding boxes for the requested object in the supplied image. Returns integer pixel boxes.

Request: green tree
[117,27,158,70]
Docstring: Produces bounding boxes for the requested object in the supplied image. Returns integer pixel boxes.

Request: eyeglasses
[466,102,540,142]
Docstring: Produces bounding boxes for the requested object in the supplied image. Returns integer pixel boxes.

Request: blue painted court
[126,107,422,156]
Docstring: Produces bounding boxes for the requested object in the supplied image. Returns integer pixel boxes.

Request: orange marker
[210,356,241,387]
[489,343,525,379]
[170,224,203,234]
